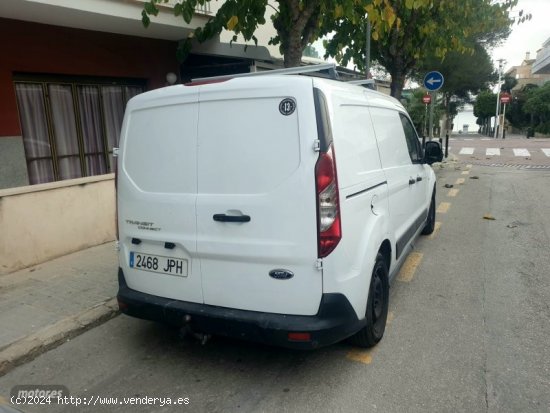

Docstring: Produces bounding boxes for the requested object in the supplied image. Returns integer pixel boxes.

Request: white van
[116,66,443,349]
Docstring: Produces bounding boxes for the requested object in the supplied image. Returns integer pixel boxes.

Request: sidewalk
[0,242,119,376]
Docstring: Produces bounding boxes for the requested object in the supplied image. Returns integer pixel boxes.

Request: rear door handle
[408,178,416,185]
[213,214,251,223]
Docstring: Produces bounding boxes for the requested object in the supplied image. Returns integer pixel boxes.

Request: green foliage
[323,0,516,98]
[403,90,442,136]
[505,84,535,129]
[141,0,360,67]
[500,75,518,93]
[413,40,496,132]
[142,0,267,62]
[524,82,550,133]
[474,90,497,120]
[415,42,496,101]
[524,82,550,120]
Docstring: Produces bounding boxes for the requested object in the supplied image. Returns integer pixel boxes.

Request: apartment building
[0,0,277,189]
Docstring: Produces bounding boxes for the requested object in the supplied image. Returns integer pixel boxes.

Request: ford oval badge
[269,269,294,280]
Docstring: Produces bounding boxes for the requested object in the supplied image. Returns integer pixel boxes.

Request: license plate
[129,252,188,277]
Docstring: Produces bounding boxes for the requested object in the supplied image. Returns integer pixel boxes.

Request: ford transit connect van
[116,66,443,349]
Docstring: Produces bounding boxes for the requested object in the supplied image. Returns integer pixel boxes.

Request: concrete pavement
[0,242,119,376]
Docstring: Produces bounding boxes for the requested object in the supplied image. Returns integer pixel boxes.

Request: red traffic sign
[500,93,511,104]
[422,94,431,104]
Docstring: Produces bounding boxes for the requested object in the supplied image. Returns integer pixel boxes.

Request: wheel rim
[372,267,384,323]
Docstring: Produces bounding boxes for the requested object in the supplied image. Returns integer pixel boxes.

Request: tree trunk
[390,69,406,100]
[278,0,318,68]
[283,31,303,68]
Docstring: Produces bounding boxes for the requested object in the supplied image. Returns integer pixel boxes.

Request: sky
[491,0,550,70]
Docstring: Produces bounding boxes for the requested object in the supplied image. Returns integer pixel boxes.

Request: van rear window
[197,97,300,194]
[123,103,198,194]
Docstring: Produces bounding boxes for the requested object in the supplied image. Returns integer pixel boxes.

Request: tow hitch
[179,315,211,345]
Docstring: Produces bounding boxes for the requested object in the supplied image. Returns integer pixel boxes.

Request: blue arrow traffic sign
[423,71,444,91]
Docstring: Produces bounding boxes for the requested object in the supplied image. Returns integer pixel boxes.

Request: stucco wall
[0,175,115,274]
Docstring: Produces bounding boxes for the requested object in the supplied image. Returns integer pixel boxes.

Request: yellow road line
[347,348,374,364]
[455,178,465,185]
[397,252,423,282]
[0,396,7,405]
[437,202,451,213]
[428,221,442,239]
[447,188,459,197]
[387,311,395,325]
[461,170,470,175]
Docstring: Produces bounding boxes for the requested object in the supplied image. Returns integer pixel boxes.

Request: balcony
[0,0,211,41]
[532,37,550,75]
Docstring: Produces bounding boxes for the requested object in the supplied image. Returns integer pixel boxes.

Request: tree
[500,74,518,93]
[474,90,497,135]
[524,82,550,134]
[142,0,363,68]
[414,40,497,133]
[324,0,516,99]
[403,89,442,136]
[506,84,536,131]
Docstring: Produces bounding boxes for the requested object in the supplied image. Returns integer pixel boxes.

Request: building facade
[505,51,550,92]
[0,0,278,190]
[532,37,550,75]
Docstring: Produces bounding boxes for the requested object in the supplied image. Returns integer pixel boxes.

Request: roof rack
[347,79,375,86]
[190,63,339,83]
[347,78,376,90]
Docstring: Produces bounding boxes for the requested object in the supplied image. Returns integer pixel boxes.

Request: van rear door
[118,91,203,304]
[195,77,322,316]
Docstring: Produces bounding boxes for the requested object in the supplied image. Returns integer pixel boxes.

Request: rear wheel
[421,190,436,235]
[350,253,389,348]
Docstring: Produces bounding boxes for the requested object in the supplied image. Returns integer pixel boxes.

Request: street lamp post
[493,59,505,139]
[365,19,371,78]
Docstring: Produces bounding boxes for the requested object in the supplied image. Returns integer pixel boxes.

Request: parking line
[447,188,459,197]
[387,311,395,325]
[397,252,423,282]
[455,178,465,185]
[428,221,442,239]
[459,148,474,155]
[437,202,451,213]
[461,170,470,175]
[347,348,374,364]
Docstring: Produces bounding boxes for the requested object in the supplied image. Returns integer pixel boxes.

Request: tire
[421,190,436,235]
[350,253,389,348]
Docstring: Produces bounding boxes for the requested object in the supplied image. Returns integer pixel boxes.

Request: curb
[0,298,119,377]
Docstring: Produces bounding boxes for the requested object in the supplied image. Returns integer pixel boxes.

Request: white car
[116,67,442,349]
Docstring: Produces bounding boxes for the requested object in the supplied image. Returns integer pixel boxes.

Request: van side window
[399,113,422,163]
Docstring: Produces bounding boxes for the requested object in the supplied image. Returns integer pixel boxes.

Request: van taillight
[315,144,341,258]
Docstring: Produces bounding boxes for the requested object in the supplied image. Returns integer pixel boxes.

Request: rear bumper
[117,268,364,349]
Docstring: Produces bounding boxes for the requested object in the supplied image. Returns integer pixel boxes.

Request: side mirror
[424,141,443,165]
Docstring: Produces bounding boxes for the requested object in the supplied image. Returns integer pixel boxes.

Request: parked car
[116,67,443,349]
